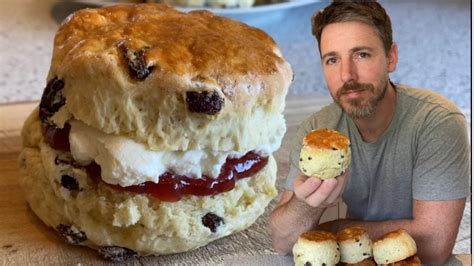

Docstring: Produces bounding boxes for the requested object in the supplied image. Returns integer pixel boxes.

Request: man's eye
[357,52,370,59]
[326,58,337,65]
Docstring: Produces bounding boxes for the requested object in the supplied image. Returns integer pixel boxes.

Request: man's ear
[387,42,398,73]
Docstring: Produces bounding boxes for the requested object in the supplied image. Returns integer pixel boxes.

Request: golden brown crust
[54,3,282,82]
[374,229,407,244]
[45,3,292,151]
[303,128,350,150]
[300,230,336,242]
[336,226,367,242]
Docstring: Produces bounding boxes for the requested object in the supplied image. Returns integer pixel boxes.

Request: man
[269,1,470,265]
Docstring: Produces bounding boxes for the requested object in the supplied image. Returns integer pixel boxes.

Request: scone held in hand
[299,128,351,179]
[292,230,340,266]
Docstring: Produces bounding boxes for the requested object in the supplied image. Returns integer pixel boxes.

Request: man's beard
[333,81,387,119]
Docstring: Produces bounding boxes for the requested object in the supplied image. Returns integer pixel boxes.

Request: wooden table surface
[0,97,471,265]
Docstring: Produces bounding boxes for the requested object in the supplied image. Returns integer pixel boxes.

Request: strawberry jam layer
[41,122,269,202]
[42,123,71,152]
[85,151,268,202]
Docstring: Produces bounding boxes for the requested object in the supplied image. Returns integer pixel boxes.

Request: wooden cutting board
[0,98,470,265]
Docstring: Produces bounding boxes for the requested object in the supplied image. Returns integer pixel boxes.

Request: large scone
[48,3,291,152]
[292,231,340,266]
[336,226,373,264]
[19,3,291,261]
[373,229,417,265]
[299,128,351,180]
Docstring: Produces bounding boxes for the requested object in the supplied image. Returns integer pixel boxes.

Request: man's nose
[340,59,356,83]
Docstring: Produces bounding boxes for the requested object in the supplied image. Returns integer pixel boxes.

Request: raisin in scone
[18,3,292,261]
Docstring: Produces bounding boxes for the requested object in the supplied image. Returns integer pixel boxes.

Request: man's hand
[269,170,349,254]
[293,171,349,208]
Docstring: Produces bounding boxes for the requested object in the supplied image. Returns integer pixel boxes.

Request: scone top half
[303,128,350,151]
[46,3,292,152]
[336,226,367,242]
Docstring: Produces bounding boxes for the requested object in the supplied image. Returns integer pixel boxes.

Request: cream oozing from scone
[68,119,284,187]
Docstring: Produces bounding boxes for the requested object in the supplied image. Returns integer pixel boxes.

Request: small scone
[299,128,351,179]
[292,231,340,266]
[336,226,373,264]
[373,229,417,265]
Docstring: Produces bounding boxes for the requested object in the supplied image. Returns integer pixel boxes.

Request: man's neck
[353,82,397,143]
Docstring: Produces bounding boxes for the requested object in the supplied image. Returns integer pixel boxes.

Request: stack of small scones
[292,227,420,266]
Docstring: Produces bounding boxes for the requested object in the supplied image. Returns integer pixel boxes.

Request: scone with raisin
[299,128,351,180]
[292,231,340,266]
[18,3,292,261]
[373,229,419,265]
[336,226,373,265]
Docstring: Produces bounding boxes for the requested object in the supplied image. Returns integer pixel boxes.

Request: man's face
[320,21,397,119]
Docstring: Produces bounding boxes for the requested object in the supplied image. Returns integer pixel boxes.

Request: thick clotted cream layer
[68,119,284,187]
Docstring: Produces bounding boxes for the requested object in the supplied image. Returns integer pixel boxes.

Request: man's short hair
[311,0,393,55]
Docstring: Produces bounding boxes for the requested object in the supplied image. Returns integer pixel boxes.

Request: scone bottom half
[20,105,279,261]
[18,3,293,261]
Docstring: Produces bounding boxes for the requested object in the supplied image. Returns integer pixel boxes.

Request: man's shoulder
[317,102,342,117]
[396,84,462,115]
[303,102,343,129]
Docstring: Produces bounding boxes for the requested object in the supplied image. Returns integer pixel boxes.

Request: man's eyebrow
[350,46,375,53]
[321,46,376,60]
[321,51,337,60]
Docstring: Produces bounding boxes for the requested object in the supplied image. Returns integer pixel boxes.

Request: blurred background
[0,0,469,114]
[0,0,470,254]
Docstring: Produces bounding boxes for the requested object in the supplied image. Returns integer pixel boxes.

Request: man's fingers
[293,173,307,188]
[294,175,322,200]
[293,170,349,208]
[325,172,349,203]
[305,178,338,207]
